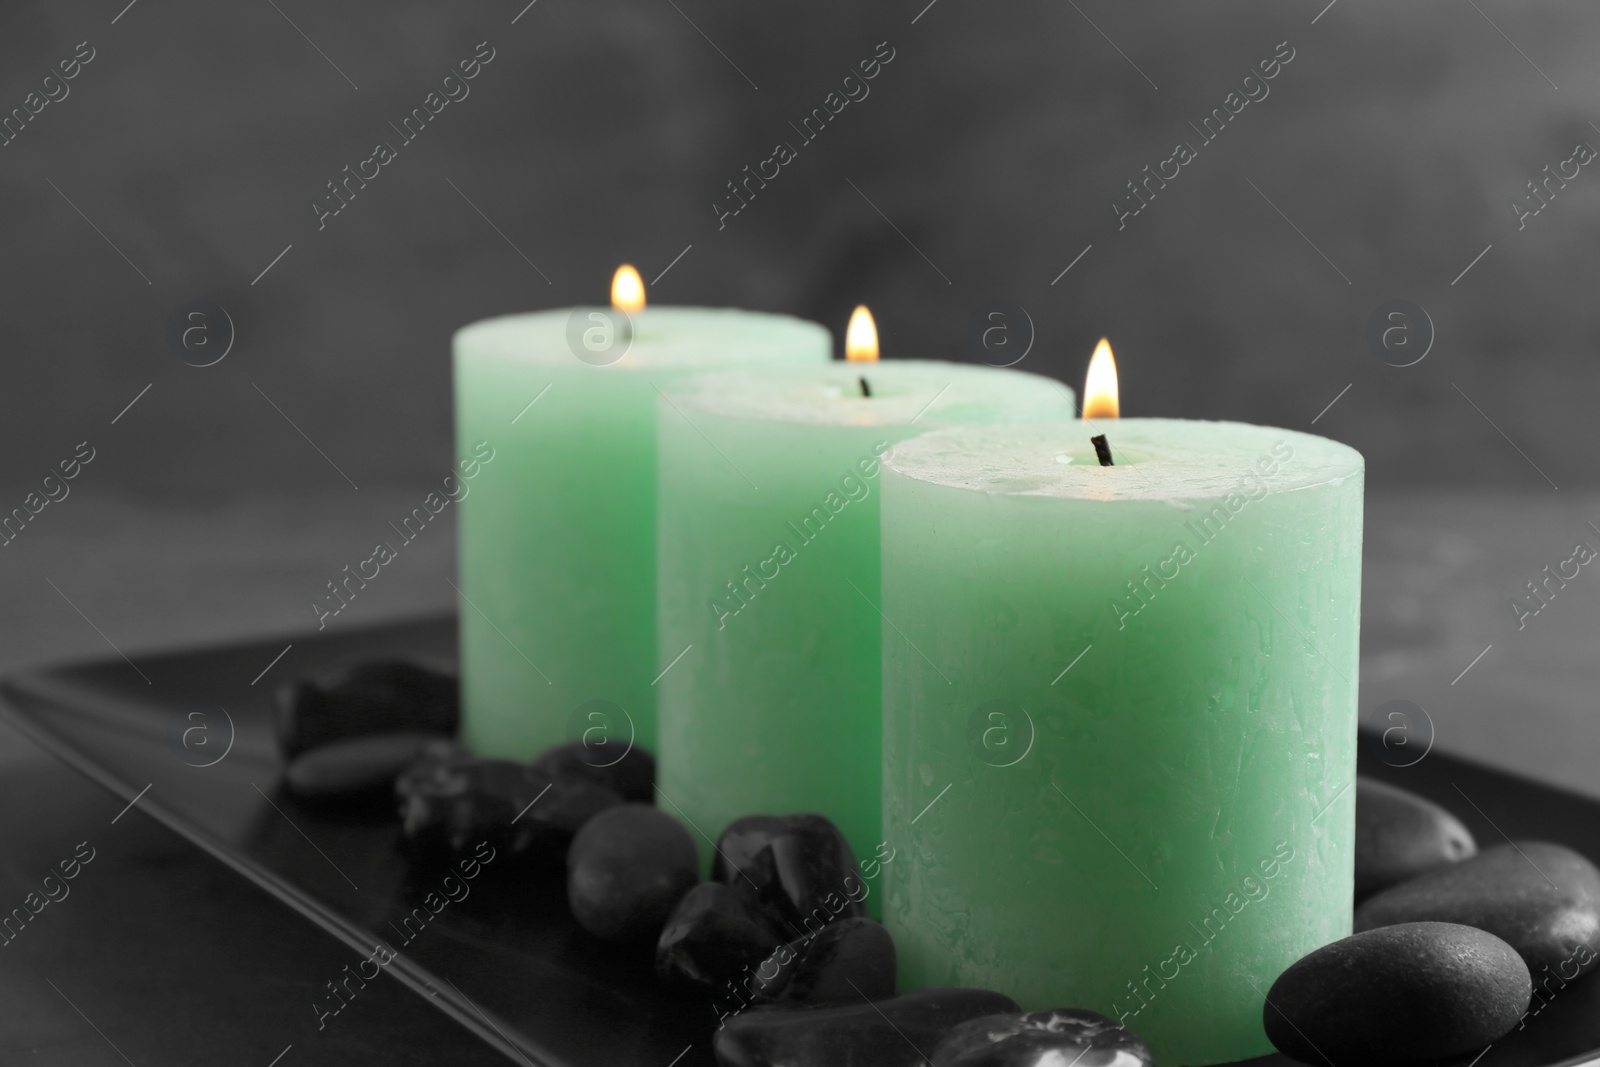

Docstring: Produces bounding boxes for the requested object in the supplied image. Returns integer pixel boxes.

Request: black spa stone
[657,883,782,991]
[713,988,1021,1067]
[531,741,656,803]
[275,660,457,758]
[524,774,626,853]
[284,731,440,801]
[396,743,620,861]
[752,916,895,1005]
[1355,776,1477,899]
[1354,840,1600,978]
[931,1008,1155,1067]
[1264,922,1531,1066]
[714,814,866,936]
[568,803,699,944]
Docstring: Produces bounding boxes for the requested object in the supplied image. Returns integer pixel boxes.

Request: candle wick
[859,376,872,398]
[1091,434,1114,467]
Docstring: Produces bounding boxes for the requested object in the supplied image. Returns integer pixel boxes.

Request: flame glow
[611,265,645,313]
[1082,338,1119,419]
[845,305,879,362]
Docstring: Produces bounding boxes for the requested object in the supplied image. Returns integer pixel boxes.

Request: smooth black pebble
[1356,776,1476,899]
[931,1008,1154,1067]
[1355,840,1600,977]
[714,988,1020,1067]
[715,813,866,935]
[657,883,782,991]
[753,916,895,1004]
[284,732,440,801]
[1264,921,1530,1066]
[531,741,655,803]
[275,660,457,757]
[568,803,698,944]
[396,745,620,861]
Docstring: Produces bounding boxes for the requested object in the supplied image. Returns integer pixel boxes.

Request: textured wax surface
[454,307,831,371]
[663,362,1074,428]
[879,421,1363,1066]
[454,309,829,759]
[882,419,1363,500]
[655,364,1070,879]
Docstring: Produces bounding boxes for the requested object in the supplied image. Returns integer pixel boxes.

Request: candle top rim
[662,361,1074,428]
[453,306,831,370]
[882,419,1363,501]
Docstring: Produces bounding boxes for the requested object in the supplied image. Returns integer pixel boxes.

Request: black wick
[859,376,872,398]
[1091,434,1114,467]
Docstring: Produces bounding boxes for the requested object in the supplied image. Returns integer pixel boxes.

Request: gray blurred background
[2,0,1592,494]
[0,0,1597,792]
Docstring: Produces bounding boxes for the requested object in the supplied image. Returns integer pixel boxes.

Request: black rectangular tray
[3,614,1599,1067]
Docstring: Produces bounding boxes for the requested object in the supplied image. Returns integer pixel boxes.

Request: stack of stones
[1262,776,1600,1066]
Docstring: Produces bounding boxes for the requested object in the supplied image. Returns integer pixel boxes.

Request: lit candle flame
[1082,337,1119,419]
[611,264,645,313]
[845,305,879,362]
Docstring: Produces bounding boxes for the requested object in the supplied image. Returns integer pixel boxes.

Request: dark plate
[2,613,1598,1067]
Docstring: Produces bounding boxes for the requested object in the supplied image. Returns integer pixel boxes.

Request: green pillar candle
[655,360,1073,875]
[454,304,829,759]
[879,419,1363,1066]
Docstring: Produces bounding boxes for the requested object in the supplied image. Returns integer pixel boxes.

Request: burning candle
[454,270,829,759]
[878,343,1363,1065]
[654,308,1074,877]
